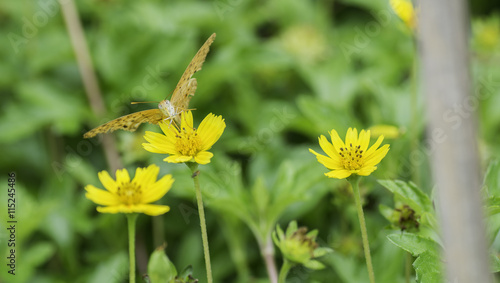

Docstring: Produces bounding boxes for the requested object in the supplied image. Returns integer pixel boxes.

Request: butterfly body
[83,34,215,139]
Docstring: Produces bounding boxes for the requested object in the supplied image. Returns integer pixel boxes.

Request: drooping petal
[194,151,214,165]
[325,169,352,179]
[164,155,193,163]
[134,204,171,216]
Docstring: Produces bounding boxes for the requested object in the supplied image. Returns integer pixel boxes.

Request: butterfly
[83,33,216,138]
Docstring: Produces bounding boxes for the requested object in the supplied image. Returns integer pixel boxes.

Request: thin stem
[188,163,213,283]
[410,38,420,186]
[260,235,278,283]
[278,259,294,283]
[349,177,376,283]
[60,0,122,172]
[405,252,411,283]
[126,213,139,283]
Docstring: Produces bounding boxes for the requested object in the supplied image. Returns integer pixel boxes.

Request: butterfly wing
[83,109,164,138]
[169,33,216,109]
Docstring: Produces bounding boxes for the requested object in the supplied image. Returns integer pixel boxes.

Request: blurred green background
[1,0,500,282]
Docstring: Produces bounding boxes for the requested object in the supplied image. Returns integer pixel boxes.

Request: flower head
[309,128,390,179]
[143,111,225,165]
[390,0,417,30]
[85,164,173,216]
[272,221,331,270]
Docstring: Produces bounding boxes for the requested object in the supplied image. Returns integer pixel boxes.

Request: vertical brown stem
[60,0,122,172]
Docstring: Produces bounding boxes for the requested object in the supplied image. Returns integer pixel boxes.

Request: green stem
[278,259,294,283]
[126,213,138,283]
[405,252,411,283]
[188,163,213,283]
[349,177,376,283]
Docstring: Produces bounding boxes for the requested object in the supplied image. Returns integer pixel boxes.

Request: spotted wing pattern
[83,109,164,138]
[169,33,216,110]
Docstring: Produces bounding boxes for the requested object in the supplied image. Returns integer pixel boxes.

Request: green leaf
[483,159,500,197]
[386,234,439,257]
[313,247,333,258]
[147,247,177,283]
[413,251,443,283]
[490,254,500,272]
[378,180,433,215]
[304,259,326,270]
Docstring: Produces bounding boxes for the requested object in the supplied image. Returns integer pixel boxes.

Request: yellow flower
[142,111,225,165]
[85,165,173,216]
[390,0,416,30]
[309,128,390,179]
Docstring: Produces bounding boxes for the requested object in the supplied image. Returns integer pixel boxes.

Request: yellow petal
[181,111,194,129]
[98,170,117,193]
[85,185,120,206]
[358,166,377,176]
[142,143,167,154]
[159,122,179,142]
[164,155,193,163]
[358,130,370,153]
[198,114,226,151]
[194,151,214,165]
[115,168,130,184]
[309,149,342,170]
[325,169,352,179]
[134,164,159,186]
[142,174,174,203]
[364,135,385,158]
[143,131,176,153]
[135,204,171,216]
[318,135,338,159]
[364,144,390,167]
[329,129,345,152]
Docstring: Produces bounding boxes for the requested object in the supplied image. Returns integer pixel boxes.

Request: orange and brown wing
[170,78,198,111]
[83,109,164,138]
[169,33,216,108]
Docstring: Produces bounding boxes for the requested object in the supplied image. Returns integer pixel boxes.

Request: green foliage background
[1,0,500,282]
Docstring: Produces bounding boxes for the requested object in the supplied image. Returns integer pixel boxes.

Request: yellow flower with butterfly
[84,33,216,138]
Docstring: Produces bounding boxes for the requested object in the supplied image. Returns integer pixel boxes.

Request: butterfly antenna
[131,101,159,104]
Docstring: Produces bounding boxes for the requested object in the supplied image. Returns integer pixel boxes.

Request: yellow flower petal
[85,185,119,206]
[116,168,130,184]
[194,151,214,165]
[325,169,352,179]
[164,155,193,163]
[98,170,118,193]
[142,174,174,203]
